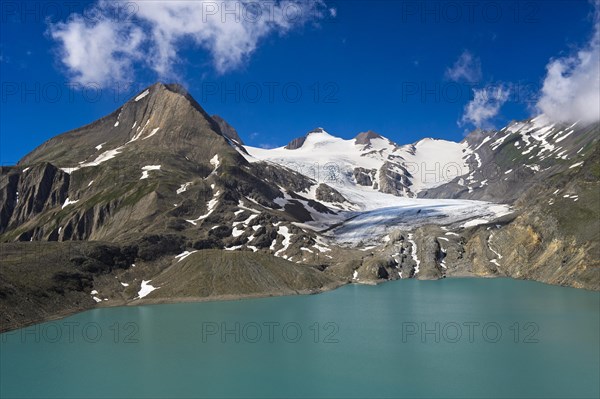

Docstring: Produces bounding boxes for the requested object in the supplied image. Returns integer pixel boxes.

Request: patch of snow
[225,245,243,251]
[135,89,150,101]
[407,233,420,275]
[177,182,193,194]
[461,218,489,228]
[238,199,261,214]
[359,245,377,251]
[186,190,221,225]
[136,280,159,299]
[93,297,102,303]
[232,227,245,237]
[61,198,79,209]
[22,167,30,173]
[120,282,129,287]
[142,127,160,140]
[140,165,161,180]
[210,154,220,169]
[175,250,198,262]
[554,130,574,143]
[569,161,584,169]
[95,143,105,151]
[274,226,292,257]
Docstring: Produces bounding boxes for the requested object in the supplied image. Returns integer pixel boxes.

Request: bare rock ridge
[211,114,244,145]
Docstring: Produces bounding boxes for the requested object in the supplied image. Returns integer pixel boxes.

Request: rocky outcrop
[378,162,411,196]
[353,167,376,187]
[0,163,70,234]
[315,183,346,203]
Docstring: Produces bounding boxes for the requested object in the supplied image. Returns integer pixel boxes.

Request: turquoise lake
[1,278,599,398]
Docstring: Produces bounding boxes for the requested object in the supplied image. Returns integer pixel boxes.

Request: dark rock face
[353,167,376,187]
[285,136,308,150]
[284,127,327,150]
[378,162,411,196]
[211,114,244,145]
[315,184,346,203]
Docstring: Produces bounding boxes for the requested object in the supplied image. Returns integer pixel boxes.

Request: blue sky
[1,0,599,164]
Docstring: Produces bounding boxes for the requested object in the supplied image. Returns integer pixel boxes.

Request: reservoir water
[1,278,599,398]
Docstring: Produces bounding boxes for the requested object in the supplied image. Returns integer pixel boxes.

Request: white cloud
[446,50,482,83]
[460,85,510,129]
[49,0,331,86]
[536,1,600,124]
[50,15,144,85]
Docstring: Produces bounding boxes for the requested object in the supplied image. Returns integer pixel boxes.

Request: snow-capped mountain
[243,127,471,207]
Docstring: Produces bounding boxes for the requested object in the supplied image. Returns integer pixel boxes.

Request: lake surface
[1,278,599,398]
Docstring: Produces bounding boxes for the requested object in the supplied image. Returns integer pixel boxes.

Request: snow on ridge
[135,90,150,101]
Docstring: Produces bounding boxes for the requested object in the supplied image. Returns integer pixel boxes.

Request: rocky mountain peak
[354,130,383,145]
[19,82,232,167]
[284,127,330,150]
[308,127,327,135]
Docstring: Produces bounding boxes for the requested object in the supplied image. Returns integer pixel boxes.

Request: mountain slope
[421,115,599,202]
